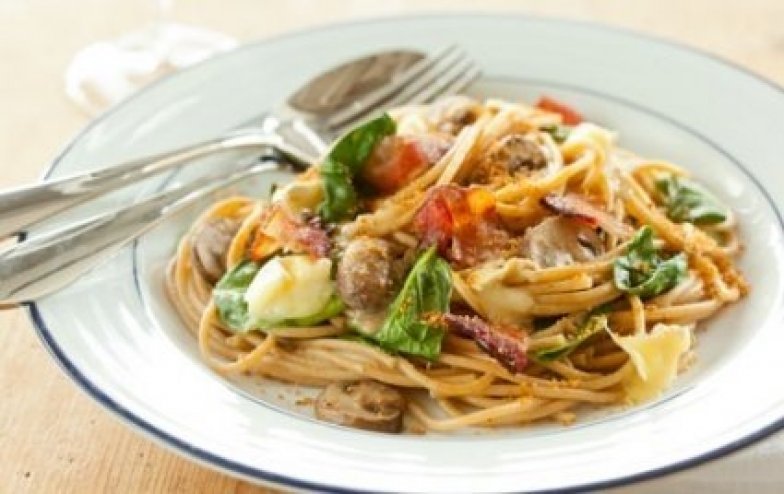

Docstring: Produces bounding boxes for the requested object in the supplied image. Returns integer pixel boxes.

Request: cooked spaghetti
[166,95,747,433]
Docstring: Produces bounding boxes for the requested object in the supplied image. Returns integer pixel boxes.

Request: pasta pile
[167,95,746,432]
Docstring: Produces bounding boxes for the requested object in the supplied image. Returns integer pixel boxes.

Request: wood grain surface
[1,1,783,492]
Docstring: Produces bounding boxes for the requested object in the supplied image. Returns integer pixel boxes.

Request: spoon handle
[0,130,314,239]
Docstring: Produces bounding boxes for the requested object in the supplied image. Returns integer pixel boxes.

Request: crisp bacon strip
[361,134,452,194]
[442,314,529,373]
[535,96,583,125]
[250,205,330,260]
[541,193,633,238]
[292,216,331,257]
[412,185,510,268]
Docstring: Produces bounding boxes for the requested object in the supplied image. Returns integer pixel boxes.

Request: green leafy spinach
[531,315,609,363]
[613,226,687,298]
[541,124,571,143]
[656,175,728,225]
[319,114,396,222]
[213,260,260,331]
[372,246,452,361]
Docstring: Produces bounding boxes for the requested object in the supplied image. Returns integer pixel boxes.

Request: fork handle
[0,130,313,239]
[0,161,284,307]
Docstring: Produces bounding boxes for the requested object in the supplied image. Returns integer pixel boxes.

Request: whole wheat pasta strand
[163,97,747,433]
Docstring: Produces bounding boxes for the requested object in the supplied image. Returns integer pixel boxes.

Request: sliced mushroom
[428,95,482,135]
[191,218,240,284]
[315,380,405,433]
[469,134,548,184]
[489,134,547,174]
[520,217,604,268]
[337,237,402,311]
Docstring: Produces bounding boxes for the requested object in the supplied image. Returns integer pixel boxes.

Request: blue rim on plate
[24,13,784,493]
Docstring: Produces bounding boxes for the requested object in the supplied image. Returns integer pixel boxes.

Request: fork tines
[324,45,481,133]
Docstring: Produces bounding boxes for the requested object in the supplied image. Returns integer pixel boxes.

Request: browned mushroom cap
[191,217,240,284]
[428,95,482,135]
[336,237,402,312]
[520,216,604,268]
[489,134,547,173]
[314,380,406,433]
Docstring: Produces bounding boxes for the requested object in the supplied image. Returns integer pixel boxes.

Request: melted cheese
[245,255,333,321]
[272,177,323,216]
[394,112,429,135]
[465,262,534,324]
[610,323,692,404]
[477,283,534,325]
[563,122,617,162]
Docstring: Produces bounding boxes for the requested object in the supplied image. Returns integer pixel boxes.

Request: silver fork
[0,47,481,306]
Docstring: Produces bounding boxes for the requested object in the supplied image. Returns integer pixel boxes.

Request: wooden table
[2,1,783,492]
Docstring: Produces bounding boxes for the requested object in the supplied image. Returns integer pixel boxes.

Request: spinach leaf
[531,315,609,363]
[212,259,343,332]
[213,260,260,331]
[319,114,396,222]
[533,305,614,333]
[372,247,452,360]
[613,226,687,298]
[656,175,727,225]
[541,124,571,143]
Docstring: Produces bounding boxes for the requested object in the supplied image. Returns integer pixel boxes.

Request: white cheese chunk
[244,255,333,322]
[464,264,534,324]
[564,122,617,151]
[475,282,533,325]
[272,177,323,216]
[482,284,533,324]
[610,323,692,404]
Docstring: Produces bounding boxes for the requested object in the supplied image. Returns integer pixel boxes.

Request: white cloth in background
[64,22,237,115]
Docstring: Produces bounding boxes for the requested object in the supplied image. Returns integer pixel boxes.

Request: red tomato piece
[536,96,583,125]
[362,134,451,194]
[412,185,509,267]
[412,187,455,253]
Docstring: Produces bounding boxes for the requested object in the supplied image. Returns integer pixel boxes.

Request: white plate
[28,14,784,492]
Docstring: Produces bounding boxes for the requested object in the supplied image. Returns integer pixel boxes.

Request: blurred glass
[65,0,237,115]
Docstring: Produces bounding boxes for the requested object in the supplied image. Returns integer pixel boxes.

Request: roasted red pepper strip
[536,96,583,125]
